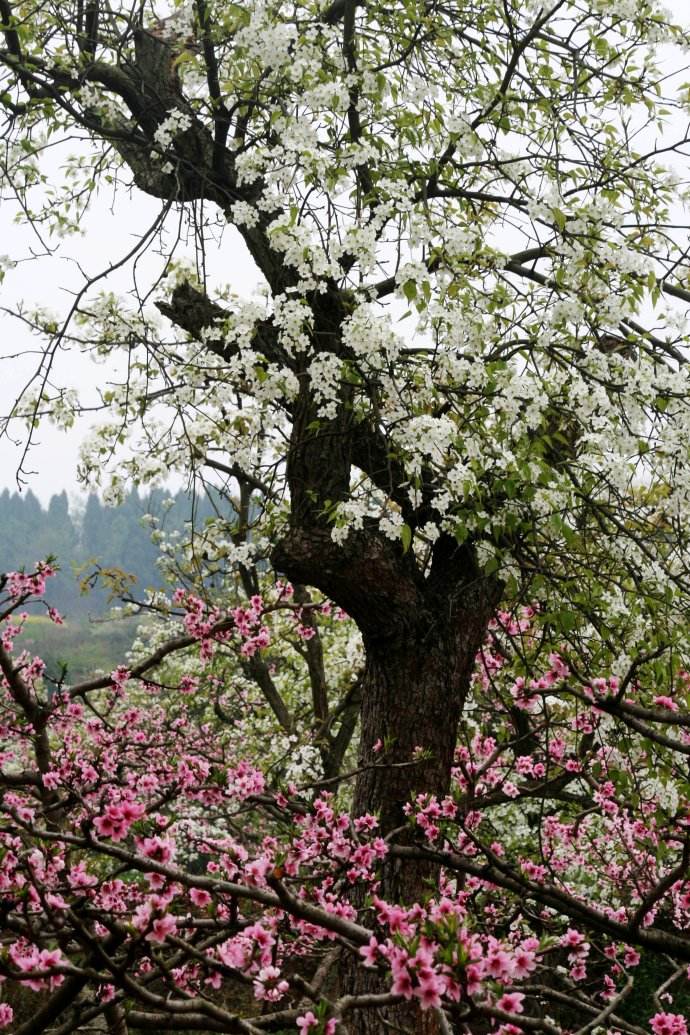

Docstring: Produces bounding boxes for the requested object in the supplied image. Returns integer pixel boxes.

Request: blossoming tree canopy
[1,567,690,1035]
[3,0,690,1030]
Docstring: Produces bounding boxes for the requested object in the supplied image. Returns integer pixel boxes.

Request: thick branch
[68,619,234,698]
[391,844,690,961]
[156,282,291,370]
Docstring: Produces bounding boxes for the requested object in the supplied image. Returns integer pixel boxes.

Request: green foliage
[618,952,690,1024]
[21,613,140,683]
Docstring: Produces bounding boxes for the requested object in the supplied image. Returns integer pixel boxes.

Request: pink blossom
[39,947,63,969]
[497,992,525,1014]
[296,1012,319,1033]
[391,966,414,998]
[417,974,443,1010]
[515,755,534,776]
[485,946,515,980]
[110,665,131,691]
[650,1013,688,1035]
[0,1004,13,1028]
[190,888,212,908]
[653,696,678,711]
[120,800,145,824]
[295,623,316,641]
[93,805,128,841]
[253,965,289,1002]
[570,962,587,982]
[146,913,177,944]
[548,652,570,678]
[512,946,537,978]
[179,675,199,694]
[521,856,546,881]
[360,936,380,967]
[138,836,175,864]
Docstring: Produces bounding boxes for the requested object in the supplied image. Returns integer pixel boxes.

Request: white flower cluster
[548,297,585,327]
[308,353,343,418]
[395,261,431,300]
[265,219,339,284]
[234,147,268,188]
[157,2,195,41]
[341,303,401,365]
[379,509,404,541]
[78,82,126,123]
[301,80,350,114]
[283,741,322,784]
[0,253,14,291]
[230,200,260,229]
[639,776,679,816]
[392,415,457,469]
[153,109,193,151]
[332,224,379,275]
[233,16,297,73]
[445,113,484,160]
[443,224,479,260]
[47,388,80,431]
[330,497,371,545]
[592,0,658,20]
[272,294,312,355]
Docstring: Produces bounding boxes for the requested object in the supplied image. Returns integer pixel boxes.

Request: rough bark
[104,1003,129,1035]
[275,522,499,1034]
[355,609,490,853]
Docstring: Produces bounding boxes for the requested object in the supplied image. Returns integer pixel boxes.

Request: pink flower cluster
[173,587,273,661]
[650,1014,689,1035]
[93,799,146,840]
[8,940,64,992]
[2,569,690,1034]
[5,561,55,600]
[297,1013,336,1034]
[360,898,539,1011]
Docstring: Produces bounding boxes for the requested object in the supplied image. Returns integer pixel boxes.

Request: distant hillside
[0,487,218,617]
[19,613,142,685]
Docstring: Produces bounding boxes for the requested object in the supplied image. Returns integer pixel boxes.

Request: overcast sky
[0,154,261,503]
[1,2,689,505]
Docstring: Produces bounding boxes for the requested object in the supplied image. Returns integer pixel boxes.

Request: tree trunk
[272,315,501,1024]
[354,622,473,886]
[275,523,499,1033]
[342,594,492,1034]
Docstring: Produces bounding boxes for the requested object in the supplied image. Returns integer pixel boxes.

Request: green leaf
[483,554,500,575]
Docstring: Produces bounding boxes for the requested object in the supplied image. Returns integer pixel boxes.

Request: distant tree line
[0,487,216,616]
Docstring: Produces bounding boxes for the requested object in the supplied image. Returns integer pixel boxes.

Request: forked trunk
[273,525,498,1033]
